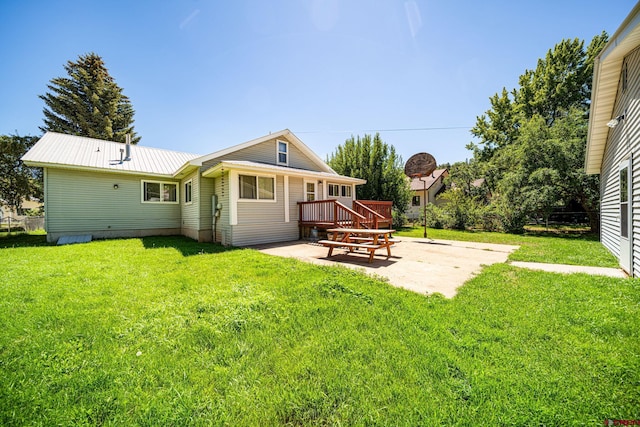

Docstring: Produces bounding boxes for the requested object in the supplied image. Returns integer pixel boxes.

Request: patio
[252,236,519,298]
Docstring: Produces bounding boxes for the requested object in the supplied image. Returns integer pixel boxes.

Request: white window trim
[184,179,193,205]
[141,180,179,204]
[328,183,340,198]
[276,139,289,166]
[304,179,317,201]
[341,184,352,198]
[237,173,277,203]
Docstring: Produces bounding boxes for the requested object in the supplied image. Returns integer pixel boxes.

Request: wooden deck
[298,199,393,231]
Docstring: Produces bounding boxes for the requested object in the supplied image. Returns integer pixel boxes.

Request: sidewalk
[510,261,627,278]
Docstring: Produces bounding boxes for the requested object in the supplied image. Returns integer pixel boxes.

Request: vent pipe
[125,134,131,161]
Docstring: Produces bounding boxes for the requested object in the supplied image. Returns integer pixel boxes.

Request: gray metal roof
[22,132,200,177]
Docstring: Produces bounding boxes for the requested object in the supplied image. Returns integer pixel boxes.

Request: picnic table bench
[318,228,397,263]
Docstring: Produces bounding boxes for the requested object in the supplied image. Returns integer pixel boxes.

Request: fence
[0,216,44,232]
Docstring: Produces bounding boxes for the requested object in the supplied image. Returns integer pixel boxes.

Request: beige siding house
[407,169,448,220]
[585,3,640,276]
[22,129,365,245]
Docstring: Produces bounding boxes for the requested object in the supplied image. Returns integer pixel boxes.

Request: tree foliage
[39,53,140,144]
[327,133,411,215]
[0,134,42,213]
[446,33,609,233]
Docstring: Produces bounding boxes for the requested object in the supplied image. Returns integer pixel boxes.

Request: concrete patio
[252,236,519,298]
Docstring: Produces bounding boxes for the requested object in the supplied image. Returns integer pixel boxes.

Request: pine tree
[39,53,140,143]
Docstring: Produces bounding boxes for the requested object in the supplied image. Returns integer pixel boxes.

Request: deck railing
[298,200,365,229]
[352,200,386,229]
[355,200,393,227]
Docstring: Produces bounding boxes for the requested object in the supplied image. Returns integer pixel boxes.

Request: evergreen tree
[327,133,411,215]
[39,53,140,143]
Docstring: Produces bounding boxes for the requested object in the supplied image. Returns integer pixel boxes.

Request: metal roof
[586,2,640,174]
[22,132,200,177]
[202,160,367,184]
[409,169,448,191]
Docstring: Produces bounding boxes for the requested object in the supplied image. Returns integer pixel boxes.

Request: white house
[585,2,640,275]
[22,129,369,245]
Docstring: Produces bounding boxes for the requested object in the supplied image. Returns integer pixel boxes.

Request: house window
[341,185,352,198]
[184,180,192,204]
[306,182,316,201]
[239,174,275,200]
[412,195,421,206]
[328,183,339,197]
[142,181,178,203]
[277,140,288,165]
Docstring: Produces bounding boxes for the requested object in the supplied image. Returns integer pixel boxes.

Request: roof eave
[22,161,176,179]
[202,161,366,184]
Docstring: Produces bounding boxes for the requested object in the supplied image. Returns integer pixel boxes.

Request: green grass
[396,227,619,267]
[0,234,638,425]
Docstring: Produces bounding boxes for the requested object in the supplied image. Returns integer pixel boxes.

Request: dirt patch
[251,236,519,298]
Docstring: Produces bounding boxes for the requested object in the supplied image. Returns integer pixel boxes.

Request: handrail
[356,200,393,220]
[353,200,385,229]
[297,199,365,228]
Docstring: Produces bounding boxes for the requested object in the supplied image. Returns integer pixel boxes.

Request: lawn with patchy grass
[396,227,619,267]
[0,234,638,425]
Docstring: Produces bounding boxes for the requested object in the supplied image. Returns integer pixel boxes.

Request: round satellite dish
[404,152,437,178]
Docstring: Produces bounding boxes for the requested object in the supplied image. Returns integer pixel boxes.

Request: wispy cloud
[179,9,200,30]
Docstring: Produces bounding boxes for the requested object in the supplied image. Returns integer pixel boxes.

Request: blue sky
[1,0,636,165]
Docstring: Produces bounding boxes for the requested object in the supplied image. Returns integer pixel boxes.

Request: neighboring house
[22,130,365,245]
[407,168,448,220]
[0,197,43,223]
[585,2,640,275]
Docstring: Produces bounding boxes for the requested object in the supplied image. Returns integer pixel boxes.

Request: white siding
[45,168,181,242]
[201,136,319,171]
[231,175,299,246]
[600,46,640,275]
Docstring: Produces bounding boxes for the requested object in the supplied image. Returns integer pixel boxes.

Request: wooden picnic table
[318,228,397,263]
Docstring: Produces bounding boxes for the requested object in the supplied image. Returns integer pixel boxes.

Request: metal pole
[423,178,427,238]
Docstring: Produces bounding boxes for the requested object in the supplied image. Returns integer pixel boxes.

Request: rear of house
[22,130,365,245]
[585,3,640,275]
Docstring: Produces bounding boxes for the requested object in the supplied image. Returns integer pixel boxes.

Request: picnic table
[318,228,397,263]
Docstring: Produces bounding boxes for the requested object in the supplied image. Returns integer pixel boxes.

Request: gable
[201,135,319,171]
[191,129,334,174]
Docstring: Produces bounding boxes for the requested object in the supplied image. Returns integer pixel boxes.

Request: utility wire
[294,126,472,134]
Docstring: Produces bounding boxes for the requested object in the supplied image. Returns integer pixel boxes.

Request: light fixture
[113,184,119,189]
[607,114,625,128]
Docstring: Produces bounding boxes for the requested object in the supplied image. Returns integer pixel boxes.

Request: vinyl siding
[200,176,214,232]
[202,136,320,171]
[600,46,640,275]
[214,172,231,245]
[181,171,200,235]
[45,168,181,241]
[231,175,299,246]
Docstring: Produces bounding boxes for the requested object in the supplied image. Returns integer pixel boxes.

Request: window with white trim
[184,180,192,204]
[142,180,178,203]
[341,185,352,198]
[328,183,339,197]
[239,174,275,200]
[277,140,288,165]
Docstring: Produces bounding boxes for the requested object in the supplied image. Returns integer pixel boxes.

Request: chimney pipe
[125,134,131,161]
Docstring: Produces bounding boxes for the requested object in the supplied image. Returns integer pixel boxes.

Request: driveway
[251,236,519,298]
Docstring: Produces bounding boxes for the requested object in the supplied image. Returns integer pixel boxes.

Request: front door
[620,159,632,274]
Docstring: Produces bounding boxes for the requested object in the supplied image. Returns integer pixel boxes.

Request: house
[21,129,369,245]
[0,197,42,222]
[585,2,640,275]
[407,169,448,220]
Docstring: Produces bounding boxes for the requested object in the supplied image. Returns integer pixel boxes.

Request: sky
[1,0,637,165]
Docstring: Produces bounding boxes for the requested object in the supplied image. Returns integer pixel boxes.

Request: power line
[294,126,472,134]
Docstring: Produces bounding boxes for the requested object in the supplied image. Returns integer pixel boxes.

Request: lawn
[396,226,619,267]
[0,234,638,425]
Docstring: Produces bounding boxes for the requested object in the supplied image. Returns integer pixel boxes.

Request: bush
[423,204,445,229]
[392,208,407,229]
